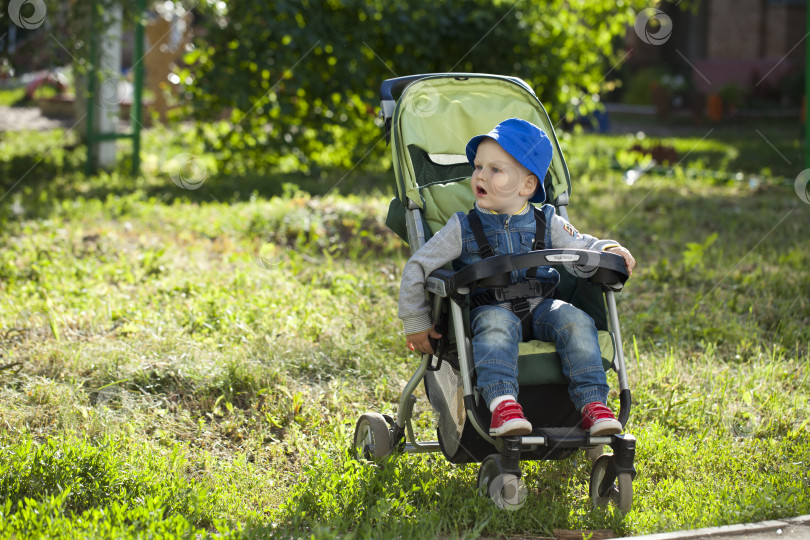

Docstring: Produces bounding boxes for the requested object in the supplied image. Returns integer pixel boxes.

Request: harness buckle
[511,298,531,316]
[492,279,546,302]
[511,298,533,340]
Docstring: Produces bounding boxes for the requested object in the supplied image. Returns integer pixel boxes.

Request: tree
[180,0,649,173]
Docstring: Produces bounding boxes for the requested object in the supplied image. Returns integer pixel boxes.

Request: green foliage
[682,232,718,272]
[0,88,25,106]
[0,437,222,537]
[0,0,142,73]
[182,0,648,173]
[619,66,672,105]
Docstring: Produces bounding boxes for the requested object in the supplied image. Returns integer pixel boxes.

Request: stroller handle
[427,249,629,297]
[379,75,431,105]
[379,75,431,145]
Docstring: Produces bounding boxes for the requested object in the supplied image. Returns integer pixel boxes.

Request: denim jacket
[452,204,561,286]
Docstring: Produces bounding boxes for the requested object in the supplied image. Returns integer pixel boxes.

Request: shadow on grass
[0,147,395,224]
[241,449,628,538]
[159,169,394,204]
[0,124,395,210]
[3,161,392,202]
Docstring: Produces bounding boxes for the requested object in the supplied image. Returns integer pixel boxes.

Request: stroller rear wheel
[353,413,393,461]
[589,454,632,513]
[477,454,527,511]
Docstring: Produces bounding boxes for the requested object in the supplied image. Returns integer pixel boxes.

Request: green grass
[0,87,27,106]
[0,120,808,538]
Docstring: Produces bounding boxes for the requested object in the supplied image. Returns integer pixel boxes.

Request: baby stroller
[353,73,636,512]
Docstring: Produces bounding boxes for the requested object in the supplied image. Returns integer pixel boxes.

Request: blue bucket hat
[465,118,553,203]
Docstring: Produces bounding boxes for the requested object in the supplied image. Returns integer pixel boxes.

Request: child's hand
[607,246,636,276]
[406,328,443,354]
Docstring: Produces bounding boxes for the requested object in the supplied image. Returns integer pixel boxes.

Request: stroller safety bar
[426,249,628,298]
[425,269,455,297]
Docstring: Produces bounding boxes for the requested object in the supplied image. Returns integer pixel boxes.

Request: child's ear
[520,174,539,198]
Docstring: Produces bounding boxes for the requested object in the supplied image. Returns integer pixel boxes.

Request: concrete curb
[615,515,810,540]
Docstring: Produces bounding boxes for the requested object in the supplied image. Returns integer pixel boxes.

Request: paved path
[0,105,75,131]
[617,515,810,540]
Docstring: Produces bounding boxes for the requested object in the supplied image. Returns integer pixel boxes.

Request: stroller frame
[354,74,636,512]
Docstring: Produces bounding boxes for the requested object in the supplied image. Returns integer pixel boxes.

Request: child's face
[471,139,538,214]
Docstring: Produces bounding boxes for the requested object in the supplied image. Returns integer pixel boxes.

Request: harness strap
[466,206,549,340]
[466,206,546,256]
[526,206,546,279]
[466,210,494,258]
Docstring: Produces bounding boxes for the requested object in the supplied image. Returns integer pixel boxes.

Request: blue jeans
[470,299,608,411]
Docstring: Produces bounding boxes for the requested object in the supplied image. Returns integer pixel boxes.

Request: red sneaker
[581,402,622,436]
[489,400,532,437]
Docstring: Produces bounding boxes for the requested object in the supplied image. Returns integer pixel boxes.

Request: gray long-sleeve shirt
[398,204,621,335]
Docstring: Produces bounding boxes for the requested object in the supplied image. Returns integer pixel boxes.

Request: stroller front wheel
[615,471,633,513]
[353,413,393,462]
[589,454,633,513]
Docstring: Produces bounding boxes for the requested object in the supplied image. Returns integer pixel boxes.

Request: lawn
[0,117,808,538]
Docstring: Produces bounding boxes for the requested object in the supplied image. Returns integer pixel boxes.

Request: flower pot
[38,95,76,119]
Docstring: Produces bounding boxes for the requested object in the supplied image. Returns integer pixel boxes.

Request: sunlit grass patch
[0,436,226,538]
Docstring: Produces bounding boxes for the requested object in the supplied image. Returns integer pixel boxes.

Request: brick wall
[708,0,806,61]
[765,5,788,58]
[707,0,764,59]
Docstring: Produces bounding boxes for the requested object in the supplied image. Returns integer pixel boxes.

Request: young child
[398,118,636,437]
